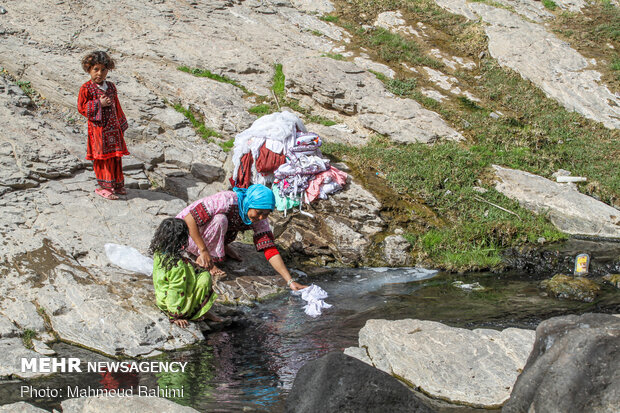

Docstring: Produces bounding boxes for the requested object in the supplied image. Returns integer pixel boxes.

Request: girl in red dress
[78,51,129,200]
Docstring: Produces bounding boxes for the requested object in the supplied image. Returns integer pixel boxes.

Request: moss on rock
[540,274,601,302]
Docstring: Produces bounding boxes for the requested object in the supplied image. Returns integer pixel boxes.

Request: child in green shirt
[149,218,220,328]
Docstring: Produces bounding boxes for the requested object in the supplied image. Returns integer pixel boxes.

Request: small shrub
[17,80,35,98]
[542,0,558,10]
[22,329,37,350]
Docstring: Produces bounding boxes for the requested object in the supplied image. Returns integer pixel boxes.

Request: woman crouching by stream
[149,218,222,328]
[176,184,308,292]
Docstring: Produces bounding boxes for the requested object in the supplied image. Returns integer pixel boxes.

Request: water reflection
[3,267,619,412]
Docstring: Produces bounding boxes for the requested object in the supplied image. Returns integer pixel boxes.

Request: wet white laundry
[292,284,332,317]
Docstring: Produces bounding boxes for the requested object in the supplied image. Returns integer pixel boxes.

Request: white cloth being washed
[292,284,332,317]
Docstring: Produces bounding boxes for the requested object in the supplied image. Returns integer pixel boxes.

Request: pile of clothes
[231,111,305,188]
[230,111,348,211]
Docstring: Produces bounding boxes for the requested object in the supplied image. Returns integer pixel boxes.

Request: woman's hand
[100,96,112,107]
[173,319,189,328]
[196,250,213,269]
[289,281,308,291]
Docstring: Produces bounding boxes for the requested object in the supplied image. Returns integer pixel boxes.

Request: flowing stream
[2,266,619,412]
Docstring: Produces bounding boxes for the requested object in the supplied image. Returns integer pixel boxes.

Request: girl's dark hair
[149,218,189,271]
[81,51,116,72]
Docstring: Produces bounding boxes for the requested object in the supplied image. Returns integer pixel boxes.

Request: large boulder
[493,165,620,238]
[345,319,536,408]
[274,181,386,266]
[503,313,620,413]
[285,351,434,413]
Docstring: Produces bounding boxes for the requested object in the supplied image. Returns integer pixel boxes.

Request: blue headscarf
[232,184,276,225]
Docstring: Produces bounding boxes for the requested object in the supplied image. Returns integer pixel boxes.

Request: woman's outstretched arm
[268,253,307,291]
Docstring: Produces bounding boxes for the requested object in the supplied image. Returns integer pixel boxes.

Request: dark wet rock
[540,274,601,302]
[503,313,620,413]
[603,274,620,288]
[285,351,434,413]
[503,239,620,277]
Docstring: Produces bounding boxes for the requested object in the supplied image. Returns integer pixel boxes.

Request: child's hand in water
[100,96,112,107]
[173,319,189,328]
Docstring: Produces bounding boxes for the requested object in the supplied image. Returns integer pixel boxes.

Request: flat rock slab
[434,0,620,129]
[493,165,620,238]
[284,56,463,144]
[60,396,200,412]
[345,319,535,408]
[0,402,48,413]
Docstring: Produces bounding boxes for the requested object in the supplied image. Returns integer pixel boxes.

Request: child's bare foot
[225,245,243,262]
[210,265,227,281]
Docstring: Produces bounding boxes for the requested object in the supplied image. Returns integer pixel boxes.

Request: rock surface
[435,0,620,129]
[284,56,464,144]
[493,165,620,238]
[285,351,434,413]
[274,180,386,266]
[540,273,601,302]
[503,313,620,413]
[0,396,200,413]
[0,402,47,413]
[382,235,413,266]
[345,319,536,408]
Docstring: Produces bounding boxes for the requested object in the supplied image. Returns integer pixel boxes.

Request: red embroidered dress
[78,80,129,160]
[78,80,129,190]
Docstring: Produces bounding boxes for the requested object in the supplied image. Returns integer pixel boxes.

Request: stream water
[2,266,619,412]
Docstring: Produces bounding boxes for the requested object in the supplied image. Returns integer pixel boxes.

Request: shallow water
[3,267,619,412]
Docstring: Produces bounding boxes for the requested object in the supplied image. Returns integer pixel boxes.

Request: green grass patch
[306,114,338,126]
[172,103,221,140]
[319,15,339,23]
[612,56,620,80]
[178,66,251,95]
[311,30,324,36]
[322,53,346,60]
[325,137,568,270]
[218,138,235,152]
[272,63,286,103]
[542,0,558,10]
[364,27,443,68]
[22,329,37,350]
[458,96,484,111]
[370,70,417,97]
[249,103,273,117]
